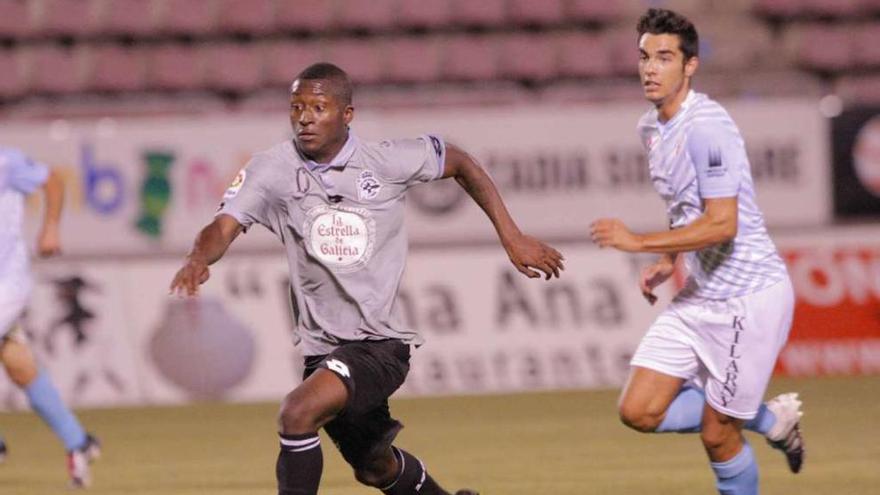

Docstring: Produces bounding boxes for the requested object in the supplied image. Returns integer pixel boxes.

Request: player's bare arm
[590,196,737,253]
[36,168,64,258]
[442,143,564,280]
[170,214,243,296]
[639,252,678,305]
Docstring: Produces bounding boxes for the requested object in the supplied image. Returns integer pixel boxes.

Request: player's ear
[684,55,699,78]
[343,105,354,126]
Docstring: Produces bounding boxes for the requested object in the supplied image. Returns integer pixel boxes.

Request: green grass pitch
[1,376,878,494]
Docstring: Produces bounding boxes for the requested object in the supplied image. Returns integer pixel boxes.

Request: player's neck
[656,82,691,123]
[301,131,350,164]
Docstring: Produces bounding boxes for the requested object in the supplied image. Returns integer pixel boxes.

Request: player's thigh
[619,366,685,420]
[623,310,700,417]
[0,331,38,386]
[696,279,795,420]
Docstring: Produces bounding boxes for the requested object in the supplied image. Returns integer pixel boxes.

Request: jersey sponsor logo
[356,170,382,200]
[705,147,728,178]
[324,358,351,378]
[304,204,376,272]
[428,135,443,160]
[223,169,247,199]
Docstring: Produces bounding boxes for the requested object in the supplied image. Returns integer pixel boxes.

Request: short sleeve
[687,122,742,199]
[381,134,446,185]
[216,158,272,231]
[1,149,49,194]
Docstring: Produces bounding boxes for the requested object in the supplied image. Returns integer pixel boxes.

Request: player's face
[290,79,354,163]
[638,33,697,107]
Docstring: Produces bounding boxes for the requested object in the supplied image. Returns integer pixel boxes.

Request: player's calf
[360,446,478,495]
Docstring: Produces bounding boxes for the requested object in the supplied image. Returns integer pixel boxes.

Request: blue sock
[710,442,759,495]
[656,387,777,435]
[656,386,704,433]
[25,369,87,451]
[743,404,776,435]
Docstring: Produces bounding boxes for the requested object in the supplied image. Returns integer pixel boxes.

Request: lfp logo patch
[356,170,381,200]
[224,169,246,199]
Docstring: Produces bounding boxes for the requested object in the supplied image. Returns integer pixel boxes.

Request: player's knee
[700,424,734,452]
[618,402,662,432]
[0,344,38,387]
[277,392,322,434]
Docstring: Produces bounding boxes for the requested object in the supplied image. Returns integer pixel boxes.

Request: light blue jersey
[0,148,49,314]
[637,91,788,300]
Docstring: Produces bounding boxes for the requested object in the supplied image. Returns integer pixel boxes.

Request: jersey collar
[298,132,358,173]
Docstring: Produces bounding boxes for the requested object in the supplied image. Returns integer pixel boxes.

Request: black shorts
[303,339,411,468]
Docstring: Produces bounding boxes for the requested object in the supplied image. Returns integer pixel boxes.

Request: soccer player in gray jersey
[170,63,564,495]
[589,9,805,495]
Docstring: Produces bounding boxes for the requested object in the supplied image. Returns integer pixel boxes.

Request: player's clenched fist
[169,257,211,297]
[589,218,643,252]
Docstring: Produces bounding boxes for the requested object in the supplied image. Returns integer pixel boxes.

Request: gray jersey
[218,133,446,355]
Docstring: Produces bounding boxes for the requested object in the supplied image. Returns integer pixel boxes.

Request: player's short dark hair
[294,62,353,106]
[637,8,699,61]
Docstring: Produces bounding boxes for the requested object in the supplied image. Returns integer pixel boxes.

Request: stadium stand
[0,0,877,116]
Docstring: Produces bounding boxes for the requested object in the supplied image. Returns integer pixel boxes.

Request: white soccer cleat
[764,392,805,474]
[67,434,101,489]
[67,449,91,489]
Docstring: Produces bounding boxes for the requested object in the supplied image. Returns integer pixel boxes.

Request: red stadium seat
[274,0,334,33]
[384,37,443,83]
[854,23,880,68]
[35,0,98,37]
[697,21,773,72]
[335,0,396,32]
[96,0,157,36]
[155,0,218,36]
[507,0,564,26]
[0,49,27,97]
[262,40,325,87]
[449,0,507,28]
[788,24,855,72]
[396,0,452,29]
[29,44,90,94]
[836,74,880,104]
[557,32,612,78]
[442,35,500,81]
[0,0,32,39]
[146,43,206,90]
[802,0,864,17]
[203,42,265,92]
[605,27,639,77]
[324,39,383,84]
[498,33,558,81]
[90,44,148,91]
[216,0,274,35]
[753,0,803,18]
[566,0,624,23]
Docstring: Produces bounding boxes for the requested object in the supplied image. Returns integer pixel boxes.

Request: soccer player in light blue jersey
[0,148,101,488]
[590,9,805,495]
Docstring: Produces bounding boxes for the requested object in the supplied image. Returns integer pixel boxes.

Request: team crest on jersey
[356,170,382,200]
[304,204,376,273]
[224,169,247,199]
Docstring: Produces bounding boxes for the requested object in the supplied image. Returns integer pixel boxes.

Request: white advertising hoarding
[1,99,830,256]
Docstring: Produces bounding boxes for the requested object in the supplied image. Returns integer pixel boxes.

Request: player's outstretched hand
[589,218,643,252]
[169,257,211,297]
[639,259,675,305]
[36,226,61,258]
[505,233,565,280]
